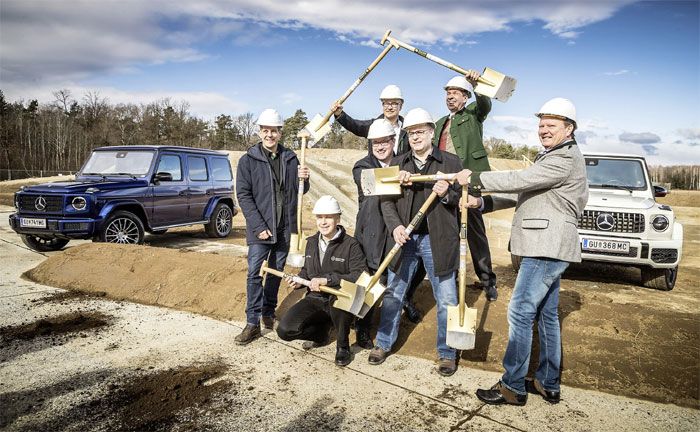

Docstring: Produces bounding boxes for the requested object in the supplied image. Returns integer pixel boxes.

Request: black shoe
[484,284,498,302]
[403,300,423,323]
[476,382,527,406]
[355,328,374,350]
[262,316,275,330]
[234,324,261,346]
[437,358,457,377]
[335,347,352,367]
[368,346,390,365]
[525,378,560,404]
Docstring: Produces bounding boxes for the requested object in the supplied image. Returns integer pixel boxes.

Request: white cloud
[677,128,700,140]
[603,69,630,76]
[1,0,638,87]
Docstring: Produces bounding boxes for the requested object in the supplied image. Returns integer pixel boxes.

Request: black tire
[641,266,677,291]
[21,235,69,252]
[205,202,233,238]
[99,211,145,244]
[511,254,522,272]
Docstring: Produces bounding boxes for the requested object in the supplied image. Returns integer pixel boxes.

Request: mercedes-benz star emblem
[34,196,47,211]
[596,213,615,231]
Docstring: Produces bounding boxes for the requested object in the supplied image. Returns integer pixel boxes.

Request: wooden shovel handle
[261,265,349,298]
[381,173,458,183]
[317,43,394,129]
[295,136,306,244]
[368,191,440,287]
[458,186,469,326]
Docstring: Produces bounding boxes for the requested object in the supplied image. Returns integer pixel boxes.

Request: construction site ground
[1,149,698,431]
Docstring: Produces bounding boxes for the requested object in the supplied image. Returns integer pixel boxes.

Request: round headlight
[651,215,669,232]
[71,196,87,211]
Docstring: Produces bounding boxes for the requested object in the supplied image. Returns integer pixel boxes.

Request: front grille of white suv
[578,210,645,233]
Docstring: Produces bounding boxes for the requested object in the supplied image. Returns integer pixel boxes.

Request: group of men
[234,71,589,406]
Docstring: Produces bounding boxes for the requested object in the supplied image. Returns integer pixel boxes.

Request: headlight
[71,196,87,211]
[651,215,669,232]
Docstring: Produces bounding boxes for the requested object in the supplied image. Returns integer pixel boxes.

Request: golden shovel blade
[332,280,366,317]
[354,271,387,319]
[287,234,307,268]
[304,114,333,142]
[474,67,517,103]
[360,166,402,196]
[446,305,477,350]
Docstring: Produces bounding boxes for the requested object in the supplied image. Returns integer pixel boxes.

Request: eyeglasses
[382,101,401,107]
[372,138,394,147]
[407,129,429,137]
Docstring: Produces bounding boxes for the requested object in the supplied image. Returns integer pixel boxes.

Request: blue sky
[1,0,698,165]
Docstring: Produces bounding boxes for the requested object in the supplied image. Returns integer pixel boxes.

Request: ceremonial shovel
[287,130,312,268]
[361,165,460,196]
[304,30,400,141]
[381,33,517,102]
[446,185,477,350]
[354,190,440,318]
[259,260,365,316]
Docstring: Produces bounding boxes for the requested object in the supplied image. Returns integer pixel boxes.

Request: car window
[156,155,182,181]
[188,156,208,181]
[212,157,232,181]
[585,158,647,190]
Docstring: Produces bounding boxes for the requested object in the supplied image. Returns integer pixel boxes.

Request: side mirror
[154,172,173,184]
[653,185,668,198]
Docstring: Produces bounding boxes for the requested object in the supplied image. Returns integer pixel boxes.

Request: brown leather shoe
[234,324,261,345]
[476,382,527,406]
[368,347,390,365]
[262,316,275,330]
[525,378,560,404]
[437,358,457,376]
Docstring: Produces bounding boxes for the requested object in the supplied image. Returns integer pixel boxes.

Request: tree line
[649,165,700,190]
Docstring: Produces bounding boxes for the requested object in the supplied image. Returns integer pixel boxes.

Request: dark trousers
[277,293,354,350]
[467,208,497,286]
[245,233,289,326]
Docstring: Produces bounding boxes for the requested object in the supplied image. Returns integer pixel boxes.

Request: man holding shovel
[369,108,463,376]
[334,86,425,323]
[235,109,310,345]
[277,195,367,366]
[351,119,397,349]
[435,72,498,301]
[456,98,588,405]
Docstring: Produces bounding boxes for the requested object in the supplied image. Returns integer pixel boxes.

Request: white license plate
[582,238,629,253]
[20,218,47,228]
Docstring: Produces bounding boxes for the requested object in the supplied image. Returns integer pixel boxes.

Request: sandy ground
[1,234,699,431]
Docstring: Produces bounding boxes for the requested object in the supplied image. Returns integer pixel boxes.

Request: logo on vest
[330,256,345,263]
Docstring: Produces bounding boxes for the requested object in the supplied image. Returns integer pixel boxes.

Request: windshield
[80,150,155,177]
[585,158,647,190]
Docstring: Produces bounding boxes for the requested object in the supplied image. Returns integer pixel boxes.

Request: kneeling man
[277,195,367,366]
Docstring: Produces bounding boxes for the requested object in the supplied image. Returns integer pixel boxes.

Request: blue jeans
[375,234,457,360]
[501,257,569,395]
[245,237,289,326]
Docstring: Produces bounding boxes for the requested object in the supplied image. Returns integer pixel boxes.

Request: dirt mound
[24,242,700,408]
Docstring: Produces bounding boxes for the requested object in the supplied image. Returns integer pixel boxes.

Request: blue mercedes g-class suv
[9,145,237,251]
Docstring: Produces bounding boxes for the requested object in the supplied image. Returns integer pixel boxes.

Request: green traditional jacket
[433,94,492,173]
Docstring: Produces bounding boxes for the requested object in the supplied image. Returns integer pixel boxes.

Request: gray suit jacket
[472,140,589,262]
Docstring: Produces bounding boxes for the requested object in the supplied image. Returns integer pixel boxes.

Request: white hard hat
[379,84,403,100]
[402,108,435,129]
[312,195,342,215]
[536,98,577,123]
[367,119,396,140]
[444,76,473,95]
[256,108,284,127]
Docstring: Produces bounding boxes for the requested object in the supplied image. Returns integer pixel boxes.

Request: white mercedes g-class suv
[577,153,683,290]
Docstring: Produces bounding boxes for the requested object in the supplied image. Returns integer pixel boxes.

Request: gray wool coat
[473,140,589,263]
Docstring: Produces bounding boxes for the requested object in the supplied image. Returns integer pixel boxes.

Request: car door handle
[179,190,189,196]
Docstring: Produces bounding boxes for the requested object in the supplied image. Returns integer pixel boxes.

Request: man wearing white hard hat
[235,108,311,345]
[369,108,463,377]
[455,98,588,406]
[350,119,397,349]
[336,87,426,323]
[331,84,410,156]
[277,195,367,366]
[436,72,498,302]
